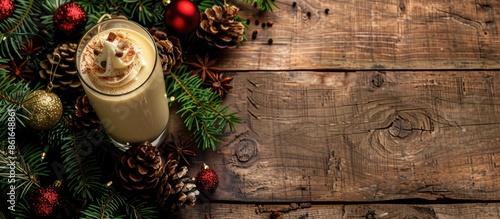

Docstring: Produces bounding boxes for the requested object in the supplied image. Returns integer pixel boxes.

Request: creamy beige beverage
[77,20,168,146]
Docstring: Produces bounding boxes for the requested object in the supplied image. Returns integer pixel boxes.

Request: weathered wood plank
[185,71,500,203]
[173,202,500,219]
[216,0,500,70]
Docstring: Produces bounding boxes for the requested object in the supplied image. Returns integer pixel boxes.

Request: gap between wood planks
[200,197,500,205]
[222,68,500,73]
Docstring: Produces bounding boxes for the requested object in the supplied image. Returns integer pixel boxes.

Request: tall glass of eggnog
[76,19,169,149]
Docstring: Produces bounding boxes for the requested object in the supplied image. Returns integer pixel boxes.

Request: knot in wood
[235,138,258,163]
[388,116,412,139]
[371,73,385,88]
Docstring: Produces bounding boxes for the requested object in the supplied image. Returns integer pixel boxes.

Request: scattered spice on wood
[268,38,273,45]
[307,11,312,18]
[246,19,251,25]
[292,1,297,8]
[255,19,260,26]
[270,210,282,219]
[325,8,330,14]
[252,30,258,40]
[261,22,266,28]
[267,21,273,27]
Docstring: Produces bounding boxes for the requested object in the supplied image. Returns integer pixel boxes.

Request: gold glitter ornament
[22,90,63,130]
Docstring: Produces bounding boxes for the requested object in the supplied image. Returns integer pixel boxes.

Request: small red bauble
[0,0,15,22]
[53,2,87,37]
[30,184,62,217]
[195,164,219,193]
[164,0,200,34]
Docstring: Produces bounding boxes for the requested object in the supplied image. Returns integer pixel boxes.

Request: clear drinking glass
[76,19,169,149]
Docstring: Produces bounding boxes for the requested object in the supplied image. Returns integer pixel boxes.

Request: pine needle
[166,65,241,150]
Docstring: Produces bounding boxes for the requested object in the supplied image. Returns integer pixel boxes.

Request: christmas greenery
[80,187,159,219]
[166,65,241,150]
[0,0,276,217]
[0,0,42,60]
[244,0,279,11]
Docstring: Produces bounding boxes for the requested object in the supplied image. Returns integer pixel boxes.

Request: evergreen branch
[118,0,164,26]
[166,65,241,150]
[243,0,279,12]
[0,142,50,200]
[194,0,224,12]
[42,105,76,150]
[80,188,127,219]
[125,198,159,219]
[10,197,30,218]
[10,0,36,33]
[0,93,22,105]
[59,128,103,201]
[170,70,236,129]
[0,63,40,129]
[0,0,41,59]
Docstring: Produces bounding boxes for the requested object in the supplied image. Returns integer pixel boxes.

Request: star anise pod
[20,39,42,56]
[164,134,197,166]
[204,72,233,98]
[187,54,220,82]
[8,59,34,81]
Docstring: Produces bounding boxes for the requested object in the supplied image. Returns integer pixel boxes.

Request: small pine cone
[155,159,177,205]
[70,95,100,130]
[155,159,199,211]
[168,177,199,211]
[177,177,198,207]
[116,142,164,199]
[39,42,82,92]
[149,27,183,73]
[196,3,245,49]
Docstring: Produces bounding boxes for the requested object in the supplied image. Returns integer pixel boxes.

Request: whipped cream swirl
[89,31,145,87]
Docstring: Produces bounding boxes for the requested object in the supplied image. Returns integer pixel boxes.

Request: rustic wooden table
[173,0,500,218]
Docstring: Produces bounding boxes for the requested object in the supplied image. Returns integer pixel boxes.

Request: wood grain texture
[185,71,500,203]
[174,202,500,219]
[216,0,500,70]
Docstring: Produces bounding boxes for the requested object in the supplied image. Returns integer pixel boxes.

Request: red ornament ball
[195,164,219,193]
[30,185,62,217]
[164,0,200,34]
[0,0,15,22]
[53,2,87,36]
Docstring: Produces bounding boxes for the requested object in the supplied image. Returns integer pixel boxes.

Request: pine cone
[116,142,164,199]
[149,27,182,73]
[39,42,82,92]
[155,159,199,210]
[70,95,100,130]
[196,3,245,49]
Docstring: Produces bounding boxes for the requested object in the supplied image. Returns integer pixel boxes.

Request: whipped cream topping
[86,31,145,88]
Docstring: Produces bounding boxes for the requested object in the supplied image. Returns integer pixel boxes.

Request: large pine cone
[39,42,82,92]
[149,27,182,73]
[70,95,100,131]
[116,142,164,198]
[155,159,198,210]
[196,3,245,49]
